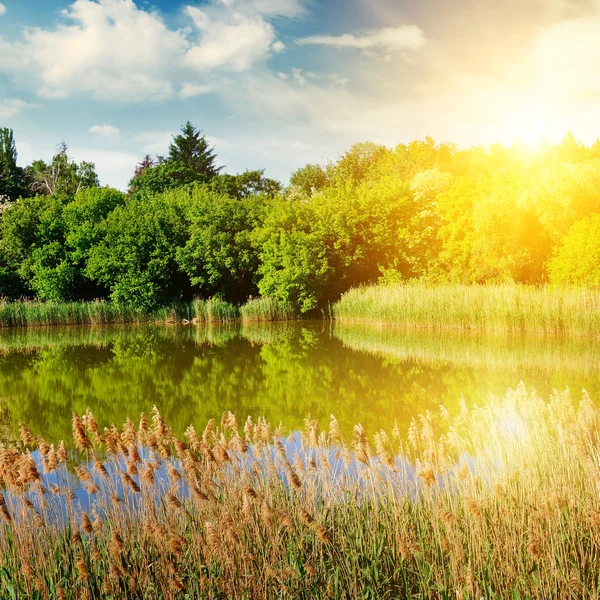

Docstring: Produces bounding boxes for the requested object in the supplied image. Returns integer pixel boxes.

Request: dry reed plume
[0,385,599,598]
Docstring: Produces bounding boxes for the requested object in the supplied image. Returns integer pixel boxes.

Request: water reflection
[0,322,598,443]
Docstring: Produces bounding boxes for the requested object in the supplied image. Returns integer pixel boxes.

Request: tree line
[1,124,599,314]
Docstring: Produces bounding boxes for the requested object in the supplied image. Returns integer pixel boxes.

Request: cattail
[121,472,140,493]
[75,465,93,483]
[81,513,93,535]
[261,500,274,527]
[75,558,90,581]
[0,494,13,524]
[126,460,138,477]
[202,419,215,445]
[314,524,330,543]
[138,413,149,443]
[128,443,140,464]
[72,413,91,453]
[43,445,58,472]
[244,416,254,442]
[57,441,68,463]
[84,408,100,442]
[169,534,185,557]
[243,485,257,500]
[142,464,156,486]
[289,470,302,490]
[299,508,314,527]
[280,512,295,533]
[205,521,219,552]
[167,464,181,483]
[110,530,125,556]
[19,424,34,447]
[122,418,137,447]
[417,465,436,487]
[167,492,183,510]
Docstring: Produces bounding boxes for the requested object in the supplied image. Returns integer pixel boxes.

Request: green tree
[177,188,270,303]
[208,170,281,200]
[128,123,222,197]
[28,143,99,197]
[289,164,328,196]
[549,214,600,285]
[0,128,28,201]
[85,190,193,310]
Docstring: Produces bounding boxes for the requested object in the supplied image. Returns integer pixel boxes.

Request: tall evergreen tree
[168,121,222,183]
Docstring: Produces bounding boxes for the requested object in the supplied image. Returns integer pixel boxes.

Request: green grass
[333,283,600,335]
[240,296,295,322]
[0,297,296,328]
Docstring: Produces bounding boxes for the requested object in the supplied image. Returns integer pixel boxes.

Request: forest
[1,123,599,315]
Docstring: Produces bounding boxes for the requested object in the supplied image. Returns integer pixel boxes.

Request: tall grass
[2,385,600,598]
[240,296,295,322]
[334,283,600,335]
[0,297,295,328]
[0,299,195,328]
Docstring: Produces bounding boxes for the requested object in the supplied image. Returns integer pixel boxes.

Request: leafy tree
[208,170,281,200]
[177,188,270,303]
[85,190,193,310]
[28,143,99,197]
[289,164,328,196]
[549,214,600,285]
[0,128,28,201]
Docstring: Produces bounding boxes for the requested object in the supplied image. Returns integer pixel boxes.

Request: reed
[333,283,600,335]
[240,297,295,322]
[0,385,599,598]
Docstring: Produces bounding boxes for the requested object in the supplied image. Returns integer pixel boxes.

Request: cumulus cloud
[0,0,289,101]
[0,4,6,16]
[185,6,281,71]
[89,124,120,137]
[297,26,426,53]
[0,98,40,118]
[218,0,306,18]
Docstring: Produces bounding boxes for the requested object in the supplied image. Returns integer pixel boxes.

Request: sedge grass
[1,385,599,598]
[334,283,600,335]
[240,297,295,322]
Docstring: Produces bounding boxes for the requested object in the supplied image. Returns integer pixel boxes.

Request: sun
[500,101,555,150]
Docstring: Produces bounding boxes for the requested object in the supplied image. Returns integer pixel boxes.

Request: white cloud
[218,0,306,18]
[0,4,6,17]
[0,0,289,101]
[180,82,217,99]
[0,98,40,118]
[70,147,140,190]
[89,124,120,137]
[135,131,173,155]
[533,16,600,100]
[184,7,281,71]
[297,26,426,53]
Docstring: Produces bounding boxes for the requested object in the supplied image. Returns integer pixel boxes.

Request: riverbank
[333,283,600,336]
[1,385,596,598]
[0,297,295,328]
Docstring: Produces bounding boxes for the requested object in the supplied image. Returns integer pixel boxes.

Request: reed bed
[0,300,194,328]
[1,385,600,598]
[240,297,296,322]
[333,283,600,335]
[0,297,295,329]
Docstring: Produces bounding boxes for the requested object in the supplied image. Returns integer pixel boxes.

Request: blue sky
[1,0,600,189]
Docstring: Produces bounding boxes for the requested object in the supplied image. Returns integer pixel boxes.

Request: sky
[1,0,600,189]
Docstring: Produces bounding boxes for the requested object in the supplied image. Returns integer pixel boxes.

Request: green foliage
[177,188,269,303]
[289,163,328,196]
[128,122,222,197]
[28,142,99,197]
[85,189,193,311]
[549,214,600,285]
[0,128,28,201]
[208,170,281,199]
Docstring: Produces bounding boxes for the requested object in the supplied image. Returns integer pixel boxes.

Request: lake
[0,321,597,444]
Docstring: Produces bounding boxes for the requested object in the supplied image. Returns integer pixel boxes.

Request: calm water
[0,322,598,443]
